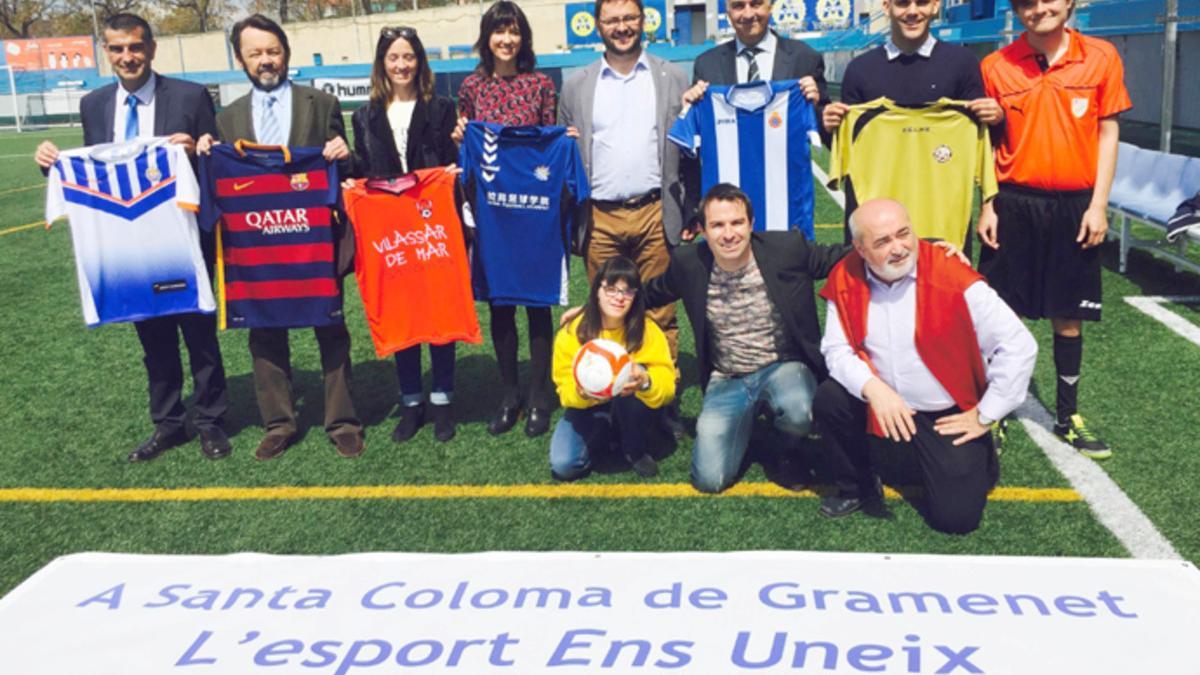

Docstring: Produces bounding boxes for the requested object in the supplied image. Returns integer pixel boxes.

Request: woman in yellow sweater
[551,256,676,480]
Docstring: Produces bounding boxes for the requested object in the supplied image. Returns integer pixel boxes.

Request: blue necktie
[124,94,139,140]
[260,95,282,145]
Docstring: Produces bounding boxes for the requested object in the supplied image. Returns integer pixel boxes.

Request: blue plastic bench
[1107,142,1200,275]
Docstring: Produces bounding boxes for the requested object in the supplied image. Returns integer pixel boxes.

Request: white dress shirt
[590,53,661,201]
[820,258,1037,422]
[735,30,777,83]
[112,72,157,141]
[884,33,937,61]
[251,79,293,146]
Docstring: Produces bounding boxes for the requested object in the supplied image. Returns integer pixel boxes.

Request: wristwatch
[977,411,995,427]
[639,369,652,392]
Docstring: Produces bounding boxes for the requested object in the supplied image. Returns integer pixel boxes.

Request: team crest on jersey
[768,111,784,129]
[534,165,551,182]
[290,173,310,191]
[932,145,953,164]
[1072,97,1089,118]
[416,199,434,219]
[145,166,162,182]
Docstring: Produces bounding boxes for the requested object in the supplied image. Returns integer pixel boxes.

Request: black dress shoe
[391,405,424,443]
[429,404,456,442]
[487,404,522,436]
[524,407,551,437]
[127,427,189,462]
[198,426,232,460]
[818,495,864,519]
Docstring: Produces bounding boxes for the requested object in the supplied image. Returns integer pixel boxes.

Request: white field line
[810,167,1179,559]
[811,160,845,209]
[1014,398,1181,560]
[1124,296,1200,347]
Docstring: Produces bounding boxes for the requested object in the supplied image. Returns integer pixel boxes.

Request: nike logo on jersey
[233,181,255,191]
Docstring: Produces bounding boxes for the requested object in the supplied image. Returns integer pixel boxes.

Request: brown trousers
[249,323,361,439]
[587,200,678,363]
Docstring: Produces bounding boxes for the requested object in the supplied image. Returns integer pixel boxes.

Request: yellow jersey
[830,97,998,244]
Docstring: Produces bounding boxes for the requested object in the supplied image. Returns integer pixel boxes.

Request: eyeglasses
[381,26,417,39]
[601,285,638,300]
[598,14,643,28]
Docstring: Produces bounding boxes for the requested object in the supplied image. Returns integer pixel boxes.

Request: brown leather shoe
[332,432,364,458]
[254,433,294,461]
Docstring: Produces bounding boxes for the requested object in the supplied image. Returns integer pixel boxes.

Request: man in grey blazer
[198,14,362,461]
[687,0,829,140]
[34,13,230,463]
[558,0,690,434]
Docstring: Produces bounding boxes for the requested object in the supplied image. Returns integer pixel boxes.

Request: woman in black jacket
[349,26,461,443]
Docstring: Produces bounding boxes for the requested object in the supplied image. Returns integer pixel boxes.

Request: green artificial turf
[0,126,1195,599]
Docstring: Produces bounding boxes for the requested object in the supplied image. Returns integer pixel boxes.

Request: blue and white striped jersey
[669,80,820,238]
[45,137,214,326]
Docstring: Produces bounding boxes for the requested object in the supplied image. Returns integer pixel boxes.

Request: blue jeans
[550,396,654,480]
[692,360,818,493]
[395,343,456,407]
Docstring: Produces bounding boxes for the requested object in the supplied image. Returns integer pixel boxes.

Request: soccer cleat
[1054,414,1112,459]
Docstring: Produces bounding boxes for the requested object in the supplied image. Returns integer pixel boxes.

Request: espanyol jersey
[830,97,998,245]
[199,142,343,329]
[45,138,215,327]
[459,122,588,307]
[669,81,820,237]
[343,169,482,358]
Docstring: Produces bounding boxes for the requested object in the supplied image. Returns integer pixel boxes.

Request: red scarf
[820,240,987,437]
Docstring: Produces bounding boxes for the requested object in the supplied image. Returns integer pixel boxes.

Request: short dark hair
[474,1,537,75]
[230,14,291,62]
[594,0,644,21]
[103,13,154,43]
[701,183,754,228]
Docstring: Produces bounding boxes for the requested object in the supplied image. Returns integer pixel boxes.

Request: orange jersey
[982,30,1131,191]
[343,169,481,358]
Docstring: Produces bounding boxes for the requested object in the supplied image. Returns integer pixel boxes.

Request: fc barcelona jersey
[199,142,343,329]
[45,138,215,327]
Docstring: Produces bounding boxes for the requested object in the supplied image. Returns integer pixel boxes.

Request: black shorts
[979,184,1102,321]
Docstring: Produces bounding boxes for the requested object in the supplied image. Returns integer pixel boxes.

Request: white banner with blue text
[0,551,1197,673]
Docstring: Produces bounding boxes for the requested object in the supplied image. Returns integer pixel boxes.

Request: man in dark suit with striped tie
[686,0,829,132]
[33,13,230,463]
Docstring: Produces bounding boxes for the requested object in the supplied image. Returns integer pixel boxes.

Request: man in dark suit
[643,184,847,493]
[198,14,362,461]
[34,13,230,463]
[686,0,829,128]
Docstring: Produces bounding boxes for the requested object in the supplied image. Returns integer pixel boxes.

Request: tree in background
[0,0,55,38]
[157,0,232,34]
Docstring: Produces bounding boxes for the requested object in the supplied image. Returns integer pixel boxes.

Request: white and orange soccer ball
[572,338,633,399]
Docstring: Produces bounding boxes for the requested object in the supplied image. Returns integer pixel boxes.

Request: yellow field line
[0,221,45,236]
[0,483,1080,503]
[815,223,842,229]
[0,184,41,196]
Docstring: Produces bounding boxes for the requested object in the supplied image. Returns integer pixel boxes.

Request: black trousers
[133,311,227,433]
[813,379,998,535]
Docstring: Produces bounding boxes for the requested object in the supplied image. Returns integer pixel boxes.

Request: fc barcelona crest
[290,173,310,191]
